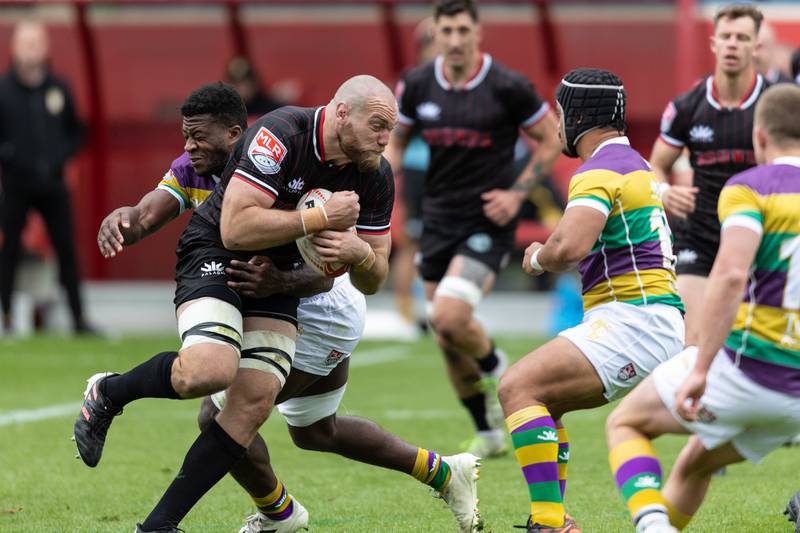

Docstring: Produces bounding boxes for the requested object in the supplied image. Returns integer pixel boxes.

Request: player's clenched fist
[324,191,360,230]
[97,206,140,258]
[522,241,545,276]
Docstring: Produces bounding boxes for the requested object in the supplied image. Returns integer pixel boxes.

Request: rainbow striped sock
[253,480,294,521]
[556,422,569,500]
[506,406,563,528]
[411,448,452,492]
[609,438,668,524]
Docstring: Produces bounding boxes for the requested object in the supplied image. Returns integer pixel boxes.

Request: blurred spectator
[0,20,93,335]
[392,17,437,331]
[792,47,800,84]
[225,56,299,118]
[756,22,794,84]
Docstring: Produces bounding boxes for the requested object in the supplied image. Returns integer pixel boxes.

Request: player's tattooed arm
[97,189,180,258]
[522,205,606,275]
[483,112,561,226]
[226,256,333,298]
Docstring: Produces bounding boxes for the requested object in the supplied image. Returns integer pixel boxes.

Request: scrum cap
[555,68,626,157]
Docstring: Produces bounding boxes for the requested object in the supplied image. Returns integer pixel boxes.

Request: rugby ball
[295,188,352,278]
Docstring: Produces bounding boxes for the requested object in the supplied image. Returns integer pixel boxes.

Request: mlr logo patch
[325,349,348,366]
[248,127,287,175]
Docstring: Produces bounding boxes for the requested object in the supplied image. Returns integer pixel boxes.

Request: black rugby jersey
[193,106,394,268]
[397,54,548,226]
[659,74,768,242]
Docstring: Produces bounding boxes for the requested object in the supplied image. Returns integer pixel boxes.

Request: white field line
[0,346,411,427]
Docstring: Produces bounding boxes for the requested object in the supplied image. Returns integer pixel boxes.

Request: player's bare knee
[172,345,238,397]
[430,307,470,341]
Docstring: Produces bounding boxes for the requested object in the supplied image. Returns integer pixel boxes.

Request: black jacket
[0,66,83,191]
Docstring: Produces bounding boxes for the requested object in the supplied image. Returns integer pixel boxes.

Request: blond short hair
[755,84,800,146]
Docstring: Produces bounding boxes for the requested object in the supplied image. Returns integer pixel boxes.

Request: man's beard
[339,134,381,172]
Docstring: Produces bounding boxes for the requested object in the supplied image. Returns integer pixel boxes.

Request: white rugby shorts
[293,275,366,376]
[559,301,685,401]
[653,346,800,463]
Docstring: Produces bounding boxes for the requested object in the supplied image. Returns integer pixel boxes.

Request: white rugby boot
[239,498,309,533]
[436,453,482,532]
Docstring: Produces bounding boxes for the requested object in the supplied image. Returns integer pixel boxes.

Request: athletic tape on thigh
[434,276,483,307]
[276,385,347,427]
[239,330,297,386]
[178,298,243,354]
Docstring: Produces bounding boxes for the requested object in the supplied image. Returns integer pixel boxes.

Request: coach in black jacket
[0,20,91,334]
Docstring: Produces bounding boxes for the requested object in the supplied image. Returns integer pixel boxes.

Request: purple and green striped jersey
[717,157,800,396]
[566,137,683,312]
[156,152,218,213]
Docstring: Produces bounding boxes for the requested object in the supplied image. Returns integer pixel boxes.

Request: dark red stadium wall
[0,11,797,280]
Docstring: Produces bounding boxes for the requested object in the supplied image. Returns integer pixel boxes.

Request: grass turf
[0,334,797,532]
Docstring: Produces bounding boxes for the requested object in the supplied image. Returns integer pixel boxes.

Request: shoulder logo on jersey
[248,126,287,175]
[417,101,441,121]
[689,125,714,143]
[660,101,677,133]
[200,261,225,277]
[287,177,305,193]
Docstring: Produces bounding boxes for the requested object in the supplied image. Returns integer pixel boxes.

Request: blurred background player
[392,16,437,332]
[651,4,767,346]
[0,20,92,335]
[606,83,800,533]
[386,0,561,459]
[755,22,795,85]
[225,56,300,119]
[499,68,684,533]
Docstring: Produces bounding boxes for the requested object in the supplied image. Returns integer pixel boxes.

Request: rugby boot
[785,489,800,532]
[73,372,122,467]
[239,497,309,533]
[436,453,483,532]
[514,515,582,532]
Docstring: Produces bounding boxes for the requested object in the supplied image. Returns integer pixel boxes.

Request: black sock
[461,393,490,431]
[103,351,180,407]
[141,419,246,530]
[477,344,499,374]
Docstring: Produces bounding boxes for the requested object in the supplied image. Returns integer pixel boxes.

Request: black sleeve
[659,95,691,149]
[355,161,394,235]
[58,80,84,164]
[229,114,294,200]
[502,71,549,128]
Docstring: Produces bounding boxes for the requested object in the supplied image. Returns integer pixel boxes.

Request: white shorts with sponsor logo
[653,346,800,463]
[293,274,367,376]
[559,301,685,401]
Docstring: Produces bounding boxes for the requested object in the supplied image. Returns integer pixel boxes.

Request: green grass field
[0,334,797,532]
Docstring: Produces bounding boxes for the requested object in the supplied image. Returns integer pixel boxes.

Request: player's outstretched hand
[674,368,707,422]
[522,241,545,277]
[97,206,139,258]
[226,255,278,298]
[481,189,525,227]
[325,191,360,230]
[662,185,699,219]
[311,229,370,265]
